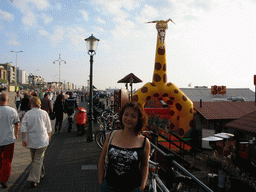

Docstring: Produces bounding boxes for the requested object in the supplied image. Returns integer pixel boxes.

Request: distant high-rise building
[18,68,28,84]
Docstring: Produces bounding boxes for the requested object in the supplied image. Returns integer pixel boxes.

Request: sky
[0,0,255,91]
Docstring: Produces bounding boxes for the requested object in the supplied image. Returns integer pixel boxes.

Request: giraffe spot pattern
[154,74,161,82]
[141,87,148,93]
[170,110,175,116]
[163,74,167,83]
[146,96,151,101]
[132,95,138,102]
[182,95,187,101]
[174,89,179,94]
[176,103,182,111]
[167,83,172,86]
[150,83,156,86]
[163,64,166,71]
[169,123,175,130]
[179,128,184,136]
[155,63,162,70]
[177,116,180,121]
[166,100,173,105]
[162,93,168,97]
[169,97,175,100]
[190,108,194,114]
[158,47,165,55]
[153,93,160,97]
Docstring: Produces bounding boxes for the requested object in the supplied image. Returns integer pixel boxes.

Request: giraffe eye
[157,25,161,29]
[164,26,167,28]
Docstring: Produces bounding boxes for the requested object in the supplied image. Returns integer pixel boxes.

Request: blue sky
[0,0,255,91]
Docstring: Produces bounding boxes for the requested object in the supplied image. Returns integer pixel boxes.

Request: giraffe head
[147,19,175,49]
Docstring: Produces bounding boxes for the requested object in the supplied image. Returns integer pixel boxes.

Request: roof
[225,111,256,134]
[180,88,255,102]
[194,101,256,120]
[117,73,142,84]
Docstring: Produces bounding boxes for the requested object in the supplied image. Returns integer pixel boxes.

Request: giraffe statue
[132,19,194,137]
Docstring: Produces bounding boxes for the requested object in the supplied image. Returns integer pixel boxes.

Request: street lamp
[84,34,100,142]
[10,51,23,86]
[53,54,66,83]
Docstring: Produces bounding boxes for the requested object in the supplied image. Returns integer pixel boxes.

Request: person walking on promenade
[21,96,52,188]
[14,90,21,110]
[53,94,65,132]
[41,92,53,115]
[20,92,30,112]
[64,92,78,133]
[0,93,20,189]
[98,102,150,192]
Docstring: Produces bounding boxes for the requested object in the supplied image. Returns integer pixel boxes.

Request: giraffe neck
[152,34,167,86]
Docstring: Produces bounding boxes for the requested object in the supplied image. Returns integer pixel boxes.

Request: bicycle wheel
[95,131,106,149]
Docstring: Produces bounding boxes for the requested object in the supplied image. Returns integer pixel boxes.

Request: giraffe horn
[146,20,158,23]
[166,18,175,24]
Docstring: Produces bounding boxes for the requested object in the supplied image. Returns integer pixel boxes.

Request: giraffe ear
[166,18,175,24]
[146,20,158,24]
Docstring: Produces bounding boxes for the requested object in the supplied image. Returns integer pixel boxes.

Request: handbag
[49,112,56,120]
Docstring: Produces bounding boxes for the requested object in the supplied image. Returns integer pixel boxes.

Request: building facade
[0,62,16,85]
[18,69,28,85]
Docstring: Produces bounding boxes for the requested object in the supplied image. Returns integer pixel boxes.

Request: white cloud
[66,26,86,47]
[140,5,159,20]
[49,26,64,47]
[41,13,53,24]
[39,29,49,36]
[0,9,14,22]
[21,10,37,27]
[29,0,50,10]
[93,26,104,32]
[7,40,20,46]
[96,17,105,24]
[80,10,89,21]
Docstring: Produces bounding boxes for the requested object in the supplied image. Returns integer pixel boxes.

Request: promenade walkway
[3,93,102,192]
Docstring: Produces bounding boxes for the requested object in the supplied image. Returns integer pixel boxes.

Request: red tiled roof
[225,111,256,134]
[193,101,256,120]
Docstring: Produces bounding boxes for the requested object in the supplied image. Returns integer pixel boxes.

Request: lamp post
[10,51,23,86]
[84,34,100,142]
[53,54,66,84]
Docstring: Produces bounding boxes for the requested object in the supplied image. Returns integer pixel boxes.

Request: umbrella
[202,136,223,142]
[214,133,234,139]
[117,73,142,100]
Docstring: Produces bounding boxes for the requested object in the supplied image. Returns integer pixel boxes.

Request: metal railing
[149,141,213,192]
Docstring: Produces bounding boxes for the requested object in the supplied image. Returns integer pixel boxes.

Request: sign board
[211,85,226,95]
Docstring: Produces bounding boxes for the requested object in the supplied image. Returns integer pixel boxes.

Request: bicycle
[145,157,170,192]
[95,109,120,149]
[143,130,192,192]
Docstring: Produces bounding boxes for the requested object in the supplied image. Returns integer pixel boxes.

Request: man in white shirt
[21,96,52,188]
[0,93,20,189]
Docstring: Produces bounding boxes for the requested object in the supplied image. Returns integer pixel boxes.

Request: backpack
[64,98,76,111]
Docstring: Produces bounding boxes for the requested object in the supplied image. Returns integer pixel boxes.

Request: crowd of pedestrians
[0,90,80,189]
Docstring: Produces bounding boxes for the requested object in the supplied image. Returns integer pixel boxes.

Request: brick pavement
[1,92,102,192]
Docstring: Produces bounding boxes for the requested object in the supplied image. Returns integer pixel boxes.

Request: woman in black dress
[53,94,64,132]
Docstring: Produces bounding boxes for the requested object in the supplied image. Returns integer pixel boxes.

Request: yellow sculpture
[132,19,194,137]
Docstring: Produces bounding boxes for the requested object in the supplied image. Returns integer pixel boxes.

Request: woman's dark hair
[23,93,29,98]
[56,94,64,101]
[119,102,148,135]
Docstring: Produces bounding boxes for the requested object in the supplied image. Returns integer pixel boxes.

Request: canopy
[117,73,142,84]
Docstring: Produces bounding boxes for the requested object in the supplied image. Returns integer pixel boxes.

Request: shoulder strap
[105,130,117,164]
[142,136,147,150]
